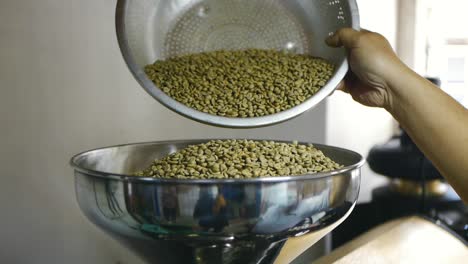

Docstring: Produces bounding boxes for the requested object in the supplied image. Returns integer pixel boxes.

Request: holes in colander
[197,5,210,18]
[284,42,298,53]
[162,0,310,58]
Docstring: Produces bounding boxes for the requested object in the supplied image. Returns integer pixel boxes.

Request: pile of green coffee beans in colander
[135,139,342,179]
[144,49,335,117]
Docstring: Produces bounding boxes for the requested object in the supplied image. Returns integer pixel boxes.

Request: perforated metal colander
[116,0,359,127]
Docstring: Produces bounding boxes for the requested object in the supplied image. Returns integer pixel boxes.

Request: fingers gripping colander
[116,0,360,127]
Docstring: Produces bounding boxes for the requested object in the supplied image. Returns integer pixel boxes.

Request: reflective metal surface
[116,0,360,127]
[71,140,364,263]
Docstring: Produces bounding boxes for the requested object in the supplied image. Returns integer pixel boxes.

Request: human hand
[326,28,407,109]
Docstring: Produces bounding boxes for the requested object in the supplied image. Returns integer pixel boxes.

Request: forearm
[386,65,468,203]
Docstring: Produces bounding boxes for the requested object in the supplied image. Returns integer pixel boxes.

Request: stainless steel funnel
[71,140,364,263]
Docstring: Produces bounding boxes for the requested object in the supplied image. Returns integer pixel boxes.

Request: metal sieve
[116,0,360,127]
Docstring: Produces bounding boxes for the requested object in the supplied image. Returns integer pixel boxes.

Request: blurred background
[0,0,466,263]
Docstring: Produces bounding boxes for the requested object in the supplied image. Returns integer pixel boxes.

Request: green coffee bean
[134,139,342,179]
[145,49,334,117]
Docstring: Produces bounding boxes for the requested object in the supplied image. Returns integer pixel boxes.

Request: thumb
[326,28,361,48]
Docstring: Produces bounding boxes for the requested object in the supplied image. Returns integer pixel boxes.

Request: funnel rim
[70,139,365,184]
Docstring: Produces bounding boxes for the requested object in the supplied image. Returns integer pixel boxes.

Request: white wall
[326,0,398,202]
[0,0,327,263]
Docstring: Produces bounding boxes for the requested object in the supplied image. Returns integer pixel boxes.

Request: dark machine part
[331,77,467,248]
